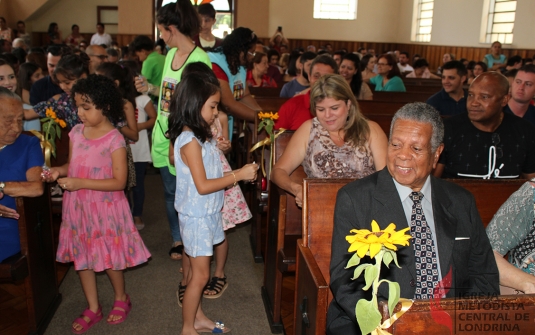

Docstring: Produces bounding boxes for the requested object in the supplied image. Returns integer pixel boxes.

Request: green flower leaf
[363,264,378,291]
[345,252,361,269]
[392,252,401,268]
[351,263,371,280]
[383,250,394,268]
[387,280,401,318]
[356,298,382,335]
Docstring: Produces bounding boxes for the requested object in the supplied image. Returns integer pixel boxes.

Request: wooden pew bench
[294,178,526,335]
[0,187,61,335]
[373,91,432,103]
[250,86,283,98]
[261,131,306,332]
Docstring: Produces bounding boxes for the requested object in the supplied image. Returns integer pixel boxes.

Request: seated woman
[437,53,454,75]
[271,74,388,207]
[246,52,277,88]
[466,60,476,84]
[405,58,440,79]
[47,22,62,45]
[64,24,84,48]
[486,180,535,294]
[360,54,377,82]
[369,54,406,92]
[0,87,44,262]
[468,61,488,85]
[339,53,372,100]
[483,41,507,71]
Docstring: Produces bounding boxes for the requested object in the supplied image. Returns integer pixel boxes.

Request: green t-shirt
[142,51,166,87]
[152,46,211,174]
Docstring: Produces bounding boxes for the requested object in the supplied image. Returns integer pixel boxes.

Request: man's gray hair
[390,102,444,152]
[0,87,21,101]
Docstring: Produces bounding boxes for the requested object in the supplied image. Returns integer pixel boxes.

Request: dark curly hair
[156,0,200,38]
[71,74,125,125]
[167,62,220,144]
[53,53,90,82]
[214,27,257,75]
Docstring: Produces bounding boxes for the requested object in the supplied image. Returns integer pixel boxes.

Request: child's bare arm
[182,139,258,195]
[58,147,127,191]
[137,101,156,131]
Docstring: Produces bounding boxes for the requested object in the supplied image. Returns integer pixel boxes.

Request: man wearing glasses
[433,72,535,180]
[85,45,108,74]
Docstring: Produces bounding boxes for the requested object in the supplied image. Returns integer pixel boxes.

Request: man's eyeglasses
[90,54,108,60]
[491,133,503,159]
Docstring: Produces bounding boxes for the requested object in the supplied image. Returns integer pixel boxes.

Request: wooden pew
[373,91,432,103]
[250,86,283,98]
[261,131,307,333]
[294,178,526,335]
[0,186,61,335]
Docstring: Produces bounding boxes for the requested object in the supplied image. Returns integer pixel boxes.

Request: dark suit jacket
[326,168,499,334]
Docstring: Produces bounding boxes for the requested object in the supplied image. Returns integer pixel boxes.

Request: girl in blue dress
[167,62,258,335]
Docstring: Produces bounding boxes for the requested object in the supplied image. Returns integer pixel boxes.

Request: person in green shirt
[129,35,166,105]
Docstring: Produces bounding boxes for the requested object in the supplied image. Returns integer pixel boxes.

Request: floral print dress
[302,117,376,178]
[56,125,151,271]
[212,118,252,230]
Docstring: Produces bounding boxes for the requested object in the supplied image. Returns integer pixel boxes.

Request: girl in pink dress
[44,75,151,334]
[203,111,253,299]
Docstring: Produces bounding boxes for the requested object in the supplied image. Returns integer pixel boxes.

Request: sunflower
[346,220,411,259]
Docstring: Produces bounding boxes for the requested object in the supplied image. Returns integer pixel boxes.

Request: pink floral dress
[211,118,252,230]
[56,125,151,271]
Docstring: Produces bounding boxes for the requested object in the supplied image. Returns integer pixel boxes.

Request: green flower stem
[372,249,384,298]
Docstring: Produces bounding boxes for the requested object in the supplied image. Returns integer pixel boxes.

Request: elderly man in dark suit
[327,102,499,334]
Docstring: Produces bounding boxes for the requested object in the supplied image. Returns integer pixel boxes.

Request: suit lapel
[430,177,457,280]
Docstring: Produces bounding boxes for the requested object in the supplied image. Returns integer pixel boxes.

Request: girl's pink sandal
[107,294,132,325]
[72,305,103,334]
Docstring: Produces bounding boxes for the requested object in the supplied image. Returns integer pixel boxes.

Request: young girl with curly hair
[43,74,151,334]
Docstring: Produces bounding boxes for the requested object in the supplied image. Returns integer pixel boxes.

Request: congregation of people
[3,1,535,334]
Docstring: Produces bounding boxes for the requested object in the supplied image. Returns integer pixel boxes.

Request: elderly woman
[271,74,388,206]
[369,54,406,92]
[486,180,535,294]
[0,87,44,262]
[246,52,277,88]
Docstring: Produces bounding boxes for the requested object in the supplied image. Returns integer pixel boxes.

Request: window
[313,0,357,20]
[412,0,434,42]
[160,0,233,38]
[483,0,516,44]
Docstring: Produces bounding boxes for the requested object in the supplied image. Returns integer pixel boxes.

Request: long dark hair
[52,53,90,82]
[341,53,363,98]
[96,62,137,108]
[156,0,200,38]
[215,27,257,75]
[17,62,40,95]
[167,62,220,144]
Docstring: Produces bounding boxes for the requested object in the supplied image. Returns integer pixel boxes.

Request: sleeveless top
[302,118,375,178]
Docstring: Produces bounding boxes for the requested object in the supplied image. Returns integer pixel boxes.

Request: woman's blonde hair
[309,73,370,148]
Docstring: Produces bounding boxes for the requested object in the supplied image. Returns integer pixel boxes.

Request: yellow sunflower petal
[348,241,365,253]
[371,220,380,232]
[384,223,397,233]
[383,242,398,251]
[356,244,370,258]
[369,243,382,258]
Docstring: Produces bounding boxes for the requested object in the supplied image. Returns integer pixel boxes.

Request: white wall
[266,0,535,49]
[268,0,400,42]
[27,0,118,34]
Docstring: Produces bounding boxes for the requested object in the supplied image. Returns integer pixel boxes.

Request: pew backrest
[302,179,353,285]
